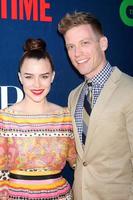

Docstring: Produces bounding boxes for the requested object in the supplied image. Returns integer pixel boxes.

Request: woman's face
[18,57,55,103]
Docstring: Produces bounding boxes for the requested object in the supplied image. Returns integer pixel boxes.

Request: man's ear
[100,36,108,51]
[18,72,23,84]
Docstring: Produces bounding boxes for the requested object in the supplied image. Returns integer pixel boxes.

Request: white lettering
[0,86,23,109]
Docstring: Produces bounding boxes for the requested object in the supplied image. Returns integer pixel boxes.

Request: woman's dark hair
[19,38,54,71]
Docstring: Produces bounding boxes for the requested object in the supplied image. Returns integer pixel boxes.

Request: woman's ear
[51,71,55,83]
[100,36,108,51]
[18,72,22,84]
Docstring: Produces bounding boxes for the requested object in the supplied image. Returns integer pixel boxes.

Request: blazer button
[83,161,88,166]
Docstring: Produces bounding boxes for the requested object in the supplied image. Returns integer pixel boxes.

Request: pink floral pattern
[0,107,77,198]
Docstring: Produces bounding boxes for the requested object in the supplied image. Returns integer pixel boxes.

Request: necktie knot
[87,81,92,87]
[86,81,92,106]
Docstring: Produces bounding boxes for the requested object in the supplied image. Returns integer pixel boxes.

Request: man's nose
[75,46,82,57]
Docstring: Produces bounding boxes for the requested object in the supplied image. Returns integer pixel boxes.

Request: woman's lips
[31,89,44,95]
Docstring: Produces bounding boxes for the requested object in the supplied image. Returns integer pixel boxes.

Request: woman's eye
[25,76,32,79]
[42,75,49,79]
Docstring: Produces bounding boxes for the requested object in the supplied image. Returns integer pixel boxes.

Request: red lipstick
[31,89,44,95]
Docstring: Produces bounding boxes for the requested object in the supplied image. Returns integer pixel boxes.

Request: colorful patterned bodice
[0,107,76,172]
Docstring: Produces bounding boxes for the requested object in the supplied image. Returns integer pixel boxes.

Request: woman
[0,38,76,199]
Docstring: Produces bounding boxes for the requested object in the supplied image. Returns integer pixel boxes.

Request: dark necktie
[82,82,92,144]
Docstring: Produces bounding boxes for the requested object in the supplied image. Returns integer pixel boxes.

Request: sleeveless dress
[0,107,76,200]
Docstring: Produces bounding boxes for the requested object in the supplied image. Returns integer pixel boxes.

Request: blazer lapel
[84,67,122,153]
[70,83,85,157]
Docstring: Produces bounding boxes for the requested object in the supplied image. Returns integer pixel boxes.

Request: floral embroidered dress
[0,107,76,200]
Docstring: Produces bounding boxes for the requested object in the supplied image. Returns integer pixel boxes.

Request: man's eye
[81,41,90,46]
[66,45,74,50]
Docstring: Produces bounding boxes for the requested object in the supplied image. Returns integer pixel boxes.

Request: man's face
[64,24,108,79]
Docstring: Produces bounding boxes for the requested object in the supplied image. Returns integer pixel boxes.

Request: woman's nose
[33,78,40,87]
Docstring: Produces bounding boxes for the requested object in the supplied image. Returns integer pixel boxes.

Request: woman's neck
[13,98,49,115]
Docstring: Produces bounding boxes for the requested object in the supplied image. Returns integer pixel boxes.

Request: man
[58,11,133,200]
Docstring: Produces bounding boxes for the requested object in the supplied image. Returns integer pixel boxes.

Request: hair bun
[23,38,46,52]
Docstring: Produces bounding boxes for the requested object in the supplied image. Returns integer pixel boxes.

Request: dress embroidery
[0,107,76,200]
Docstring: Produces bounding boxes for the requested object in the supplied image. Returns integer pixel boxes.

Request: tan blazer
[68,67,133,200]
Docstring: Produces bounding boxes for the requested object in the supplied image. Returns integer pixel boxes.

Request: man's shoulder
[68,82,84,102]
[119,68,133,85]
[71,82,84,92]
[112,66,133,83]
[121,71,133,81]
[113,67,133,93]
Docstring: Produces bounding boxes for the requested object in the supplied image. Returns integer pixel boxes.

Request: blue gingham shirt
[75,62,114,143]
[87,62,114,107]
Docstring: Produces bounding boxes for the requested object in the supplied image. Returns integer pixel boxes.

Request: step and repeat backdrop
[0,0,133,184]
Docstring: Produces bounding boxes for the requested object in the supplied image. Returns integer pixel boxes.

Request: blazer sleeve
[125,96,133,197]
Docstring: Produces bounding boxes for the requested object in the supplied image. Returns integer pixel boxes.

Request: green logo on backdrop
[120,0,133,26]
